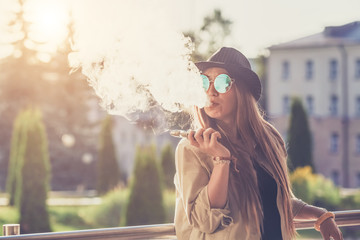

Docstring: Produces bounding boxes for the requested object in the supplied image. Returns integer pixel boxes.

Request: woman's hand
[319,218,343,240]
[187,128,230,158]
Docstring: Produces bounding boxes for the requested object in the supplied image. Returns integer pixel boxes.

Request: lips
[205,98,220,108]
[205,101,219,108]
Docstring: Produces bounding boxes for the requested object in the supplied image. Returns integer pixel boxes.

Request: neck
[215,119,238,141]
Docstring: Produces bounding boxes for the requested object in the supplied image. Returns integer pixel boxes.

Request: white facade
[267,22,360,188]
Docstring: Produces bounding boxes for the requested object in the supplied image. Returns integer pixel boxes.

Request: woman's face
[202,67,237,124]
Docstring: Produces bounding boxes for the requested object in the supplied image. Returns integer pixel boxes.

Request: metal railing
[1,210,359,239]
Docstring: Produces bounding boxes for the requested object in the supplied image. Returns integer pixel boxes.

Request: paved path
[0,197,102,206]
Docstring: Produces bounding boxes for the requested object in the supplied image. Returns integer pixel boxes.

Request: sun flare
[27,0,69,55]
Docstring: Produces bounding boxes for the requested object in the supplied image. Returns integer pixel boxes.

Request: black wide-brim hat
[195,47,262,101]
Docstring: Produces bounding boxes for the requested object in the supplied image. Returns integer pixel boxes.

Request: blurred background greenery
[0,0,359,239]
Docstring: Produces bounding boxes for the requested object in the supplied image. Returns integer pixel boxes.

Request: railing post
[2,224,20,236]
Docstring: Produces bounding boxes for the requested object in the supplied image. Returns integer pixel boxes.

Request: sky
[172,0,360,57]
[0,0,359,128]
[0,0,359,58]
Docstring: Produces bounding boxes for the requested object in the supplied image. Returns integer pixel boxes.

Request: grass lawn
[1,189,358,239]
[0,188,176,235]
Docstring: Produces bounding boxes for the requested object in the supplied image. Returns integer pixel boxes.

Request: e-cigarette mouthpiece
[169,130,189,138]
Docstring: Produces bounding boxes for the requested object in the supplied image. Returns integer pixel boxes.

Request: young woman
[174,47,343,240]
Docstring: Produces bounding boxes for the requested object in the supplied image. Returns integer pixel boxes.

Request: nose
[206,82,218,96]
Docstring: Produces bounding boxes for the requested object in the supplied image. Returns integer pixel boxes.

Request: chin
[204,109,221,119]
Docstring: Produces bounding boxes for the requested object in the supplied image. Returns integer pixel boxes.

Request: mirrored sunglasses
[201,74,234,94]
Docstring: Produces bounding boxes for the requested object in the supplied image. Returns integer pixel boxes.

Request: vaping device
[169,130,189,138]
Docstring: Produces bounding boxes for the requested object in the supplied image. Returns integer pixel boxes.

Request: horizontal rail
[294,210,360,230]
[0,224,176,240]
[1,210,359,239]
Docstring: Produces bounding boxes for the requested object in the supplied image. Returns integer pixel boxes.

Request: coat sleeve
[174,139,233,234]
[291,197,308,218]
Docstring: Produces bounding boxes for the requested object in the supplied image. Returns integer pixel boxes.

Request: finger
[202,128,215,144]
[187,130,199,147]
[194,128,205,144]
[209,131,221,144]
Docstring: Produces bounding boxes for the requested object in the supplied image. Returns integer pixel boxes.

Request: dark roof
[269,21,360,50]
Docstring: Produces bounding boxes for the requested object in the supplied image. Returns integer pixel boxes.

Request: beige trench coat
[174,139,307,240]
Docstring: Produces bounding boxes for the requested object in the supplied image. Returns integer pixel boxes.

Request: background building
[267,21,360,188]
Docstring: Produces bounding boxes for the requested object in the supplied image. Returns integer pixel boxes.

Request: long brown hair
[193,79,296,239]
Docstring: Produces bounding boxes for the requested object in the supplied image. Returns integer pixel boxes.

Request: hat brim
[195,61,262,101]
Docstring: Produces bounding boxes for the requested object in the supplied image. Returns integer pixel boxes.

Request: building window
[356,134,360,154]
[356,96,360,116]
[306,95,314,115]
[329,59,338,81]
[355,59,360,79]
[283,96,290,114]
[331,170,340,186]
[330,132,339,153]
[282,61,290,80]
[330,95,338,116]
[306,60,314,80]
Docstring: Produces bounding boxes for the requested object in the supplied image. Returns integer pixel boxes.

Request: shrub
[123,145,166,226]
[290,166,317,204]
[340,191,360,210]
[6,110,29,206]
[97,115,121,195]
[290,166,340,209]
[287,97,314,171]
[83,188,127,228]
[160,143,175,189]
[312,175,341,210]
[50,208,86,227]
[17,108,52,233]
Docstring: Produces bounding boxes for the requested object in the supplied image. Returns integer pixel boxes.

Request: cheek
[225,100,236,116]
[224,91,237,113]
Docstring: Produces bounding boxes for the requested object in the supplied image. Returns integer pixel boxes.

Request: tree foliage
[6,110,29,206]
[184,9,233,61]
[255,55,268,114]
[290,166,340,210]
[16,108,52,234]
[160,143,175,189]
[97,115,121,195]
[124,145,165,226]
[0,0,44,178]
[287,97,314,171]
[0,1,97,191]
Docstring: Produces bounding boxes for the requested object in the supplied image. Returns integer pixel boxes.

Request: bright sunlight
[27,0,69,61]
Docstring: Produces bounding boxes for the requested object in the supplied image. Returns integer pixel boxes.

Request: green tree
[287,97,314,171]
[45,16,97,191]
[6,110,29,206]
[0,0,45,183]
[124,145,166,226]
[255,55,268,114]
[0,1,97,191]
[184,9,233,61]
[17,108,51,233]
[97,115,121,195]
[160,143,175,189]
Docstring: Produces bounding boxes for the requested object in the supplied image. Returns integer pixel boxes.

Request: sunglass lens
[214,74,231,93]
[201,75,210,91]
